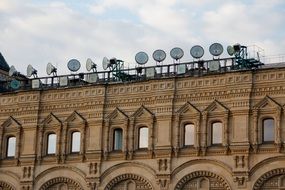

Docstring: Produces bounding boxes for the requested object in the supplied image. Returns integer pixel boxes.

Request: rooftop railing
[0,57,266,93]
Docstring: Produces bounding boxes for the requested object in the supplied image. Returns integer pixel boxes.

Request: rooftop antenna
[46,62,57,76]
[102,56,130,81]
[209,43,224,58]
[190,45,205,69]
[67,59,81,72]
[153,49,166,64]
[135,51,149,75]
[27,64,38,78]
[135,52,149,65]
[190,45,204,59]
[86,58,98,83]
[86,58,97,72]
[227,46,235,56]
[9,65,19,77]
[170,47,184,62]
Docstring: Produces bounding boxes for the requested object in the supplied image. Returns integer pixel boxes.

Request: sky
[0,0,285,76]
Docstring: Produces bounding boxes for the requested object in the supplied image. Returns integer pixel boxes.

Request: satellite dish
[86,58,97,72]
[190,45,204,59]
[67,59,81,72]
[170,47,184,60]
[227,46,235,56]
[102,57,110,70]
[135,52,149,65]
[153,49,166,62]
[209,43,224,56]
[10,79,20,90]
[46,62,57,75]
[9,65,18,76]
[27,64,37,77]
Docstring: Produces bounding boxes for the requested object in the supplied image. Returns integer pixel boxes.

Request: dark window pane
[263,119,274,142]
[139,127,148,148]
[212,122,222,144]
[47,134,56,154]
[71,132,81,152]
[184,124,194,146]
[7,137,16,157]
[114,129,123,150]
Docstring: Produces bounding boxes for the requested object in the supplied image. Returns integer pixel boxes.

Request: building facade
[0,62,285,189]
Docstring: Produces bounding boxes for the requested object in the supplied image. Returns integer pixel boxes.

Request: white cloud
[0,0,285,77]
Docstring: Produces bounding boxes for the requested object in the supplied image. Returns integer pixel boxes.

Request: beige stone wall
[0,68,285,189]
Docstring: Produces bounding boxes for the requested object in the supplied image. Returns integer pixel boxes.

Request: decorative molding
[174,170,231,190]
[41,113,61,126]
[39,177,83,190]
[253,168,285,190]
[1,116,21,128]
[104,173,153,190]
[253,95,281,110]
[0,181,16,190]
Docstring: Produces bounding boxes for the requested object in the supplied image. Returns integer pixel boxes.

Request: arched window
[6,136,16,157]
[138,127,148,149]
[71,131,81,153]
[263,118,274,142]
[113,128,123,150]
[184,124,195,146]
[47,133,57,154]
[211,122,222,145]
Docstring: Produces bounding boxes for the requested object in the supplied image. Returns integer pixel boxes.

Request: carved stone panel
[175,171,231,190]
[105,174,153,190]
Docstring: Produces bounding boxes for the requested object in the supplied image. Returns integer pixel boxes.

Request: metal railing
[0,57,265,93]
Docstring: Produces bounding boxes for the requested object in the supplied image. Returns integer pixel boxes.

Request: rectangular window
[184,124,195,146]
[47,134,57,154]
[71,132,81,153]
[263,119,274,142]
[139,127,148,148]
[114,129,123,150]
[7,137,16,157]
[212,122,222,145]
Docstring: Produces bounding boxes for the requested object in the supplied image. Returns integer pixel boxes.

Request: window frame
[46,133,57,155]
[138,127,149,149]
[262,118,275,143]
[113,128,123,151]
[70,131,81,153]
[211,121,223,145]
[6,136,16,158]
[183,123,195,147]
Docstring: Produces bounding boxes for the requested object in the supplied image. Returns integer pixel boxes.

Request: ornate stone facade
[1,66,285,189]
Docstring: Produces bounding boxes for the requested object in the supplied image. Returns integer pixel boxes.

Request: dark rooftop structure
[0,53,10,72]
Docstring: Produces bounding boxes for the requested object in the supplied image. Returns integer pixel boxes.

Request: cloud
[0,0,285,77]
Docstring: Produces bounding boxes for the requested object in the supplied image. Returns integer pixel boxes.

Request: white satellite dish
[46,62,57,75]
[27,64,37,78]
[102,57,111,70]
[170,47,184,60]
[190,45,204,59]
[209,43,224,56]
[135,52,149,65]
[153,49,166,62]
[227,46,235,56]
[67,59,81,72]
[86,58,97,72]
[9,65,18,76]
